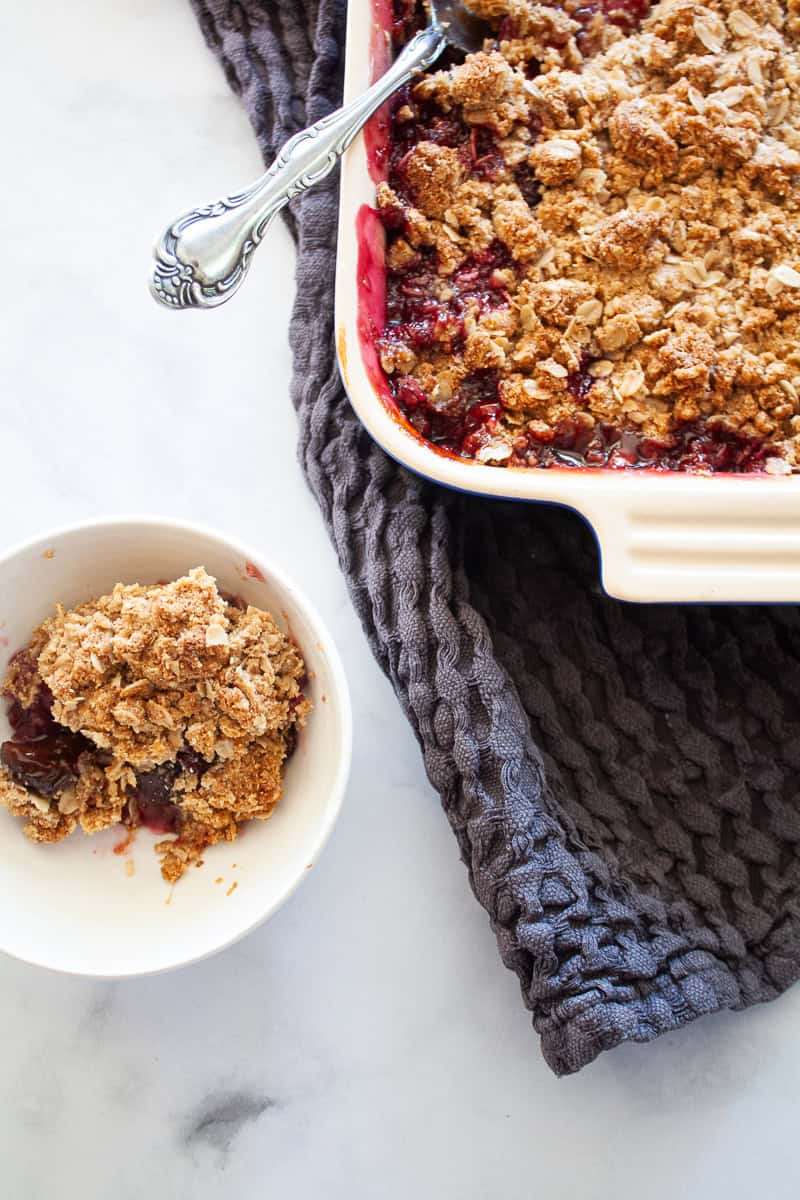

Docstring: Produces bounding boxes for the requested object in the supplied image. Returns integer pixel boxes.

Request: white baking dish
[335,0,800,603]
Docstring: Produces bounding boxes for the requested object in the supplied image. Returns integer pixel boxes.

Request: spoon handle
[151,22,445,311]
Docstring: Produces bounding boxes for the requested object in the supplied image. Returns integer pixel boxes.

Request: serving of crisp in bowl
[0,517,351,977]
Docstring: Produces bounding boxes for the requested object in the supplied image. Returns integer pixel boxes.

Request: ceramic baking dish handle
[588,483,800,603]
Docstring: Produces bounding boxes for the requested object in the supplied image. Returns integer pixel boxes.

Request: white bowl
[0,517,352,977]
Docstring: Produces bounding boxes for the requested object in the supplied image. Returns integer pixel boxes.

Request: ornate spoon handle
[151,22,445,311]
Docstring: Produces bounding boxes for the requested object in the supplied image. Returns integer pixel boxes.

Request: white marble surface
[2,3,800,1196]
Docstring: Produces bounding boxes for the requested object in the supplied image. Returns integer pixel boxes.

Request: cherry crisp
[375,0,800,471]
[0,569,310,882]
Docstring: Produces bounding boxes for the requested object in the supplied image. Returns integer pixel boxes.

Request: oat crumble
[0,569,310,882]
[376,0,800,471]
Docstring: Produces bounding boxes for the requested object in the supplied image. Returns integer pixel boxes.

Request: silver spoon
[150,1,488,311]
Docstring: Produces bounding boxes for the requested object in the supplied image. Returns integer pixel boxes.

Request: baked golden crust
[0,569,310,881]
[378,0,800,470]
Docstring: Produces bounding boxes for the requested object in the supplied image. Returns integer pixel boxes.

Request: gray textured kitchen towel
[189,0,800,1074]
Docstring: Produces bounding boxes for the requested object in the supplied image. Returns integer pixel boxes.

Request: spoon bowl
[431,0,489,53]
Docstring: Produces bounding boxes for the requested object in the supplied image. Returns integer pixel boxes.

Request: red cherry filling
[640,423,774,473]
[125,748,211,834]
[400,368,502,450]
[380,239,512,360]
[1,732,87,798]
[567,354,597,403]
[468,126,505,180]
[2,685,215,829]
[513,161,542,209]
[499,0,649,48]
[510,418,773,471]
[2,687,91,798]
[389,0,425,44]
[126,765,184,834]
[598,0,652,30]
[7,686,58,740]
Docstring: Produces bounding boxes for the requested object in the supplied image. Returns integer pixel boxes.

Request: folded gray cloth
[189,0,800,1074]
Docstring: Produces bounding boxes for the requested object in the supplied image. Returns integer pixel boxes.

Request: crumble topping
[0,568,310,882]
[377,0,800,471]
